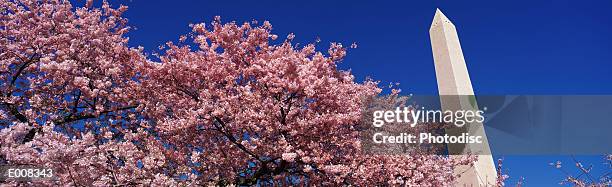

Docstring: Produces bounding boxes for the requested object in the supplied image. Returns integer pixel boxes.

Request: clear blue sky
[87,0,611,185]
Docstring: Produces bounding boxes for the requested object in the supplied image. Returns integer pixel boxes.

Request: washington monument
[430,9,498,186]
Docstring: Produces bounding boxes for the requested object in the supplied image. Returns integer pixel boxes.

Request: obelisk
[429,9,498,186]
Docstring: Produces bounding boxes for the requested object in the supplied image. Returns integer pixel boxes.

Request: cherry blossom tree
[1,0,159,185]
[1,0,481,186]
[551,155,611,187]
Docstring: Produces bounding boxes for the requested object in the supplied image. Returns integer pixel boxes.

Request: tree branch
[54,105,138,125]
[9,53,39,88]
[212,116,262,163]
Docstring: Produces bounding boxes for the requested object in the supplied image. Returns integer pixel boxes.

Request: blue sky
[90,0,611,185]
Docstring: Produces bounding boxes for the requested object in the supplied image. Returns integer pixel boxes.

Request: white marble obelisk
[430,9,498,186]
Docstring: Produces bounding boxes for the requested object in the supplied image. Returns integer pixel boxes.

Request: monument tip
[435,8,442,14]
[431,8,453,29]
